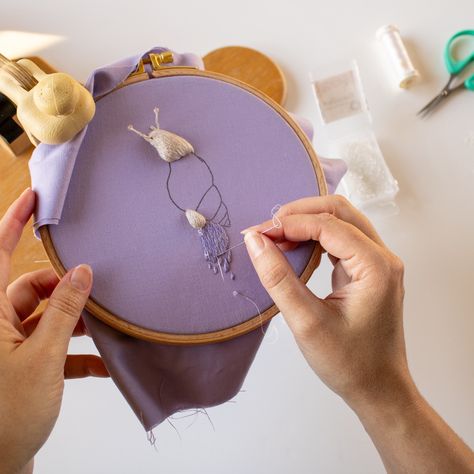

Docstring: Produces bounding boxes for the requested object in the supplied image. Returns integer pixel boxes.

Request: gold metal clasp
[129,51,176,78]
[128,59,147,82]
[126,51,197,84]
[149,51,174,69]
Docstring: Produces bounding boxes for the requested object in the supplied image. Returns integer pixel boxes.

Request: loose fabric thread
[232,289,279,344]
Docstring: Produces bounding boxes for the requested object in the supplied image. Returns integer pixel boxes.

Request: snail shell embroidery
[128,108,233,279]
[128,108,194,163]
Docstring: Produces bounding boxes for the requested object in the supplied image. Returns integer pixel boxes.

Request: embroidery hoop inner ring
[39,67,328,345]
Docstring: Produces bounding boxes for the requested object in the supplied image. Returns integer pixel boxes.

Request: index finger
[261,213,385,280]
[0,188,36,290]
[244,195,384,247]
[278,195,384,246]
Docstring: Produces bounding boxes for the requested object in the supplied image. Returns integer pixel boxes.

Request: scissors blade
[417,73,466,118]
[417,91,447,117]
[417,80,466,118]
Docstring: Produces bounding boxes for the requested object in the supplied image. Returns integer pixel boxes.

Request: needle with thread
[216,204,282,257]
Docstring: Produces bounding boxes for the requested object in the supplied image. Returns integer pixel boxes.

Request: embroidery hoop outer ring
[39,67,328,346]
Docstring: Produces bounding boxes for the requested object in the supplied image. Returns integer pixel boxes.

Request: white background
[2,1,473,472]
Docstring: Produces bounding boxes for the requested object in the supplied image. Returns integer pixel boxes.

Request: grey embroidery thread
[128,107,233,278]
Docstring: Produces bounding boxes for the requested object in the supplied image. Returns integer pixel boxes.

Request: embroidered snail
[128,108,233,278]
[128,108,194,163]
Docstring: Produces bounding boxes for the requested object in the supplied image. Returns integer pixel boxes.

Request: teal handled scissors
[417,29,474,118]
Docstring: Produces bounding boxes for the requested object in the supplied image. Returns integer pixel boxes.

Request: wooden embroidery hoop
[39,52,328,345]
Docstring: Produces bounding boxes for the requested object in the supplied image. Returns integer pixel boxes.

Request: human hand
[244,195,474,473]
[0,188,108,474]
[243,195,412,410]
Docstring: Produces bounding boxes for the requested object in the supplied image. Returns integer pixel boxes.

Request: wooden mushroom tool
[0,55,95,145]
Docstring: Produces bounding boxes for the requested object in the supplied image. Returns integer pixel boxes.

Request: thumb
[244,231,323,331]
[31,264,92,354]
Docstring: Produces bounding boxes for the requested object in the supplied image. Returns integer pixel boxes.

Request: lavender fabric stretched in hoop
[29,48,347,430]
[29,48,204,235]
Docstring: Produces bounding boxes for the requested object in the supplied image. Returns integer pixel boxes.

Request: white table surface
[2,1,473,472]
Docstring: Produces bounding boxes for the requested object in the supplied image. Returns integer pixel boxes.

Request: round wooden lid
[203,46,287,105]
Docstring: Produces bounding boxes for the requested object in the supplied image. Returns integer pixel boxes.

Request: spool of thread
[376,24,419,89]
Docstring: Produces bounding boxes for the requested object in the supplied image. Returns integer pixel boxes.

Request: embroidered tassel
[186,209,233,279]
[198,221,232,278]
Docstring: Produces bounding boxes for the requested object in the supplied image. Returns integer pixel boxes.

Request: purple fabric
[288,113,347,195]
[82,312,266,429]
[47,75,319,334]
[28,48,347,430]
[29,48,203,235]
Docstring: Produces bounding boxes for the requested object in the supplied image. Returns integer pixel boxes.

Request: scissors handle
[465,76,474,91]
[444,30,474,76]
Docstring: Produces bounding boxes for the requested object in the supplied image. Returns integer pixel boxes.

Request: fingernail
[16,187,35,222]
[241,225,259,235]
[244,231,265,257]
[70,264,92,291]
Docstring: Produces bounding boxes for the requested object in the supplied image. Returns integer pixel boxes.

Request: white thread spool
[376,24,419,89]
